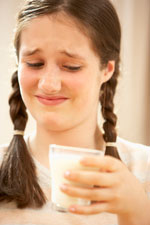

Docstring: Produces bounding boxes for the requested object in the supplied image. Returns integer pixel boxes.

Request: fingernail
[64,171,71,177]
[69,207,76,212]
[80,158,87,165]
[60,184,67,191]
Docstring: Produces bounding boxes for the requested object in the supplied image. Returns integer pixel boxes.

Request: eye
[63,65,81,71]
[26,62,44,68]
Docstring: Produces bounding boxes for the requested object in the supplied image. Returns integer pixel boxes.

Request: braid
[100,63,121,160]
[9,70,27,130]
[0,71,46,208]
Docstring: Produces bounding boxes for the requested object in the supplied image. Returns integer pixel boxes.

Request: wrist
[118,198,150,225]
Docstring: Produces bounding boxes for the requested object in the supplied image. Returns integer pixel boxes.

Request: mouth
[35,95,69,106]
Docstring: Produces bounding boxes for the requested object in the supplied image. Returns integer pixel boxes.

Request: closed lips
[35,95,68,100]
[35,95,69,105]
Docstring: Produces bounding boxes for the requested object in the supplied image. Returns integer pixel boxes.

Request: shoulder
[0,143,9,152]
[117,137,150,182]
[0,143,9,163]
[117,137,150,164]
[117,137,150,155]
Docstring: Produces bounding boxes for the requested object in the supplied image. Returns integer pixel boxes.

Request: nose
[38,67,61,94]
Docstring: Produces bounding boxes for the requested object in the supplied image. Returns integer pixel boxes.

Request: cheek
[66,76,90,107]
[65,73,100,110]
[67,72,101,98]
[18,67,37,93]
[65,73,91,95]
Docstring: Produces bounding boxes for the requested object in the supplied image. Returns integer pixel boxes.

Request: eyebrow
[60,50,85,60]
[21,48,85,60]
[21,49,41,57]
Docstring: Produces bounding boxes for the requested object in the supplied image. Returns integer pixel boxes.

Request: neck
[29,119,105,169]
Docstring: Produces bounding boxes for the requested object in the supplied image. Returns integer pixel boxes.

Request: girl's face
[18,13,114,131]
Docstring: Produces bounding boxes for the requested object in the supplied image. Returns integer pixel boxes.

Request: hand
[60,155,150,220]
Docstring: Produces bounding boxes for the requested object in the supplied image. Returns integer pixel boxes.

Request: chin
[34,111,81,132]
[40,117,71,132]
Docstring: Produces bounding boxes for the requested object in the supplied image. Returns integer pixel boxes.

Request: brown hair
[0,0,121,208]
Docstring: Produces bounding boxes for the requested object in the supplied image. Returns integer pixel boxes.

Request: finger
[68,202,109,215]
[60,184,114,202]
[64,170,117,187]
[80,155,123,172]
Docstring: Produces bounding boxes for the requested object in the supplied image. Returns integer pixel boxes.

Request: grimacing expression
[18,13,114,131]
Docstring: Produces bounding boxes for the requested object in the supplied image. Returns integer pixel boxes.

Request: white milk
[49,145,103,212]
[50,154,90,210]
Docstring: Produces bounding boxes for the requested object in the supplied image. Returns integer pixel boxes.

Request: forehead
[19,13,99,61]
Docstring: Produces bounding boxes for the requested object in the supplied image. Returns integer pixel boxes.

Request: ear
[101,60,115,84]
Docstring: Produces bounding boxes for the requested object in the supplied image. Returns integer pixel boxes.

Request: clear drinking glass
[49,144,103,212]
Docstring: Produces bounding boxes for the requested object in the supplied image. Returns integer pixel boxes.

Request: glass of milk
[49,144,103,212]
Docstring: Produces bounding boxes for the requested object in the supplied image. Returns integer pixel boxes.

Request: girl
[0,0,150,224]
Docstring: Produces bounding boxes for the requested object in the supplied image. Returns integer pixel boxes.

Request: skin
[18,13,113,167]
[18,13,150,224]
[61,156,150,224]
